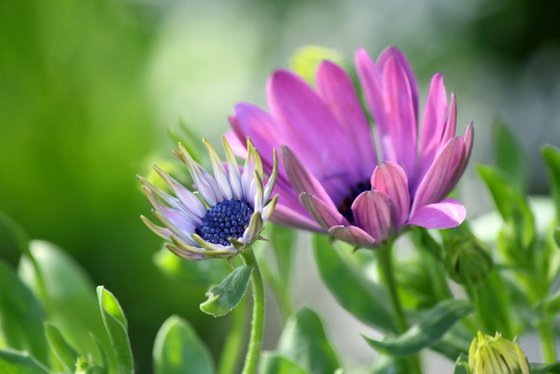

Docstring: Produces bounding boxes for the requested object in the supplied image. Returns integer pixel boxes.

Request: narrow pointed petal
[224,128,246,157]
[408,198,466,229]
[420,73,448,166]
[242,212,263,243]
[242,140,264,203]
[222,136,243,200]
[440,92,457,146]
[282,146,337,211]
[371,162,410,226]
[263,148,278,203]
[271,204,323,231]
[164,243,206,261]
[153,166,207,218]
[203,139,233,200]
[140,215,172,240]
[351,191,395,241]
[377,46,419,118]
[177,144,222,205]
[328,225,376,248]
[138,175,183,211]
[381,57,418,178]
[300,192,349,230]
[411,137,464,212]
[262,195,278,221]
[190,234,235,256]
[316,60,377,179]
[143,187,199,233]
[252,171,264,213]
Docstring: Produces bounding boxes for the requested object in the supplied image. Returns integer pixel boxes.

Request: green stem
[377,243,422,373]
[217,297,248,374]
[538,319,557,363]
[241,249,265,374]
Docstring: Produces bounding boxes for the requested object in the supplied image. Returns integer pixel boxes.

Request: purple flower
[140,139,278,259]
[226,46,473,248]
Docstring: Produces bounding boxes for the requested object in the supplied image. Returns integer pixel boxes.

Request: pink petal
[282,146,338,212]
[224,127,247,157]
[440,93,457,146]
[316,60,377,179]
[271,204,322,232]
[267,70,359,193]
[381,57,418,179]
[351,191,395,241]
[408,198,466,229]
[371,162,410,226]
[411,137,465,213]
[420,73,448,169]
[328,225,376,247]
[377,46,419,119]
[300,192,349,229]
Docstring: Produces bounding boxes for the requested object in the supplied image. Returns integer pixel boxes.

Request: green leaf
[153,316,214,374]
[277,308,339,374]
[18,241,109,364]
[531,361,560,374]
[0,349,48,374]
[0,212,30,262]
[200,265,253,317]
[493,121,527,191]
[97,286,133,374]
[0,260,47,364]
[289,45,345,85]
[260,353,308,374]
[363,299,472,356]
[270,224,297,287]
[153,249,230,286]
[313,234,397,333]
[554,227,560,248]
[371,354,408,374]
[452,353,469,374]
[44,323,79,372]
[542,145,560,219]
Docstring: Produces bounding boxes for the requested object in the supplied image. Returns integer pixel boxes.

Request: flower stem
[217,296,248,374]
[241,249,265,374]
[538,318,557,363]
[377,242,422,373]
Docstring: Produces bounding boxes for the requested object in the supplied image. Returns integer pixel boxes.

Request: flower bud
[468,331,529,374]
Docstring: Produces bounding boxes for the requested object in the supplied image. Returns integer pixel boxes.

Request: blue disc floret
[196,199,254,246]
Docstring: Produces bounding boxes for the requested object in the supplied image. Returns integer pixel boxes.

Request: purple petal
[328,225,376,247]
[351,191,395,241]
[224,128,246,157]
[420,73,448,169]
[268,70,361,194]
[316,60,377,179]
[377,46,419,119]
[371,162,410,227]
[411,137,464,213]
[440,93,457,146]
[271,203,322,232]
[408,198,466,229]
[300,192,349,229]
[282,146,338,212]
[380,57,418,179]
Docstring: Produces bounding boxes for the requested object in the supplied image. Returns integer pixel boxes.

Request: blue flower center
[196,199,254,246]
[338,180,371,224]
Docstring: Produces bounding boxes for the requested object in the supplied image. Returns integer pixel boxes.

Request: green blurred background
[1,0,559,372]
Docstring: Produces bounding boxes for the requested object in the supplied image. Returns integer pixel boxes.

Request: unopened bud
[468,331,529,374]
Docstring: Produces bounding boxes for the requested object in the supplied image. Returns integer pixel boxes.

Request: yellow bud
[468,331,529,374]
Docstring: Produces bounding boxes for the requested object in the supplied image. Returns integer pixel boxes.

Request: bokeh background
[1,0,559,372]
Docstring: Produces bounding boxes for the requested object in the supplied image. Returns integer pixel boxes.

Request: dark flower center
[338,180,371,224]
[196,199,254,246]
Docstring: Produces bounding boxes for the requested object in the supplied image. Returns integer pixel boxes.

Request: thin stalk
[538,319,557,363]
[241,249,265,374]
[217,297,248,374]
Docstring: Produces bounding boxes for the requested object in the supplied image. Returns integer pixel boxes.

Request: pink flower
[227,46,473,247]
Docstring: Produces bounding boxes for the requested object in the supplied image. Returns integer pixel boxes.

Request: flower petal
[152,166,206,218]
[316,60,377,179]
[222,136,244,200]
[242,212,263,244]
[203,139,233,200]
[300,192,349,230]
[371,162,410,226]
[351,191,395,241]
[177,144,222,205]
[408,198,466,229]
[420,73,448,168]
[271,204,322,232]
[328,225,376,247]
[282,146,338,211]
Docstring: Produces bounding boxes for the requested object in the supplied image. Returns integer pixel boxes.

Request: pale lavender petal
[411,137,464,213]
[224,128,246,157]
[222,136,244,200]
[300,192,349,230]
[140,215,172,240]
[328,225,376,247]
[268,70,359,194]
[152,166,206,218]
[381,57,418,179]
[377,46,419,119]
[177,144,222,205]
[408,198,466,229]
[164,243,206,261]
[204,139,233,200]
[242,212,263,244]
[371,162,410,227]
[282,146,338,211]
[316,60,377,179]
[420,73,448,167]
[351,191,395,241]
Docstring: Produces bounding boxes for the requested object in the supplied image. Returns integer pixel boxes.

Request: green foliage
[153,249,230,286]
[0,260,47,365]
[200,265,253,317]
[363,300,472,356]
[542,145,560,219]
[260,353,308,374]
[313,234,398,333]
[153,316,214,374]
[97,287,133,374]
[44,324,79,373]
[493,121,528,191]
[277,308,340,374]
[371,354,409,374]
[0,349,49,374]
